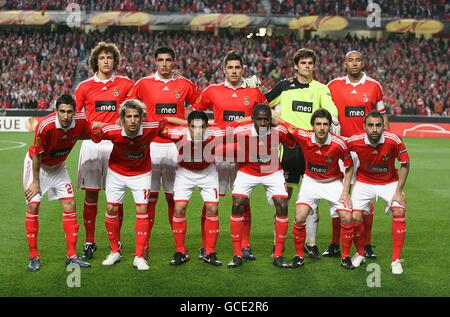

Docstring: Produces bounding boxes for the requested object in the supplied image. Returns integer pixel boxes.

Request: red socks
[230,215,244,257]
[331,217,341,245]
[363,202,374,245]
[166,193,175,228]
[172,215,187,253]
[292,222,306,258]
[204,215,219,255]
[353,220,365,256]
[105,213,120,252]
[83,201,97,244]
[135,212,149,257]
[241,205,252,249]
[274,216,288,257]
[201,205,207,249]
[392,213,406,261]
[340,223,354,258]
[25,209,39,258]
[62,211,79,258]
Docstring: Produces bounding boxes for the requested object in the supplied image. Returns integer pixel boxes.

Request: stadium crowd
[0,30,448,116]
[1,0,449,19]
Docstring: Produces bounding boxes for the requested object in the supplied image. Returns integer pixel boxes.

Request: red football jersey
[29,112,91,167]
[127,73,200,143]
[289,128,353,181]
[232,121,295,176]
[193,81,267,126]
[91,119,167,176]
[162,126,227,171]
[74,74,134,124]
[328,73,385,137]
[346,132,410,184]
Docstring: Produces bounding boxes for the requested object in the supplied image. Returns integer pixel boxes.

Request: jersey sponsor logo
[223,110,245,121]
[95,100,117,112]
[368,164,388,173]
[308,162,328,174]
[51,148,71,158]
[292,101,313,113]
[156,103,177,115]
[124,151,144,159]
[345,106,366,117]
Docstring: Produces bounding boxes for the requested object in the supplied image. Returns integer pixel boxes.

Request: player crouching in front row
[92,99,169,271]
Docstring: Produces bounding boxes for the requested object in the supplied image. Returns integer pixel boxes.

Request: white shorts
[351,180,406,215]
[173,165,219,204]
[295,175,352,218]
[339,151,359,184]
[77,139,113,190]
[232,170,288,200]
[150,142,178,194]
[23,154,74,204]
[105,168,151,205]
[216,161,238,196]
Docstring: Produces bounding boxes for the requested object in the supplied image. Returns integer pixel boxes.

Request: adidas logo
[315,150,322,155]
[351,89,357,94]
[290,84,296,87]
[231,93,238,98]
[101,86,107,90]
[372,150,378,154]
[163,86,170,91]
[62,135,67,139]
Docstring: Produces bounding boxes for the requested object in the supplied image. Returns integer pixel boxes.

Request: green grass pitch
[0,132,449,297]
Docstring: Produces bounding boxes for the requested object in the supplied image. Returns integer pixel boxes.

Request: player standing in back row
[265,48,339,259]
[324,50,390,259]
[74,42,134,259]
[193,50,266,261]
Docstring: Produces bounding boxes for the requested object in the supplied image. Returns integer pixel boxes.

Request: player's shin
[353,218,365,256]
[172,215,187,253]
[166,192,175,228]
[332,217,341,245]
[62,211,79,258]
[135,212,149,257]
[305,212,319,246]
[241,204,252,249]
[340,223,353,258]
[105,213,121,252]
[392,212,406,261]
[230,215,244,257]
[83,201,97,244]
[292,222,306,257]
[201,204,207,249]
[274,216,289,257]
[363,202,375,245]
[205,215,219,255]
[25,208,40,258]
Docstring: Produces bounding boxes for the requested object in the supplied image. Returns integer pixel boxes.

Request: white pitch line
[0,140,27,151]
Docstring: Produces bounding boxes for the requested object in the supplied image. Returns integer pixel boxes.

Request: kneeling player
[228,104,295,269]
[347,111,410,274]
[92,99,167,271]
[286,109,355,269]
[167,111,223,266]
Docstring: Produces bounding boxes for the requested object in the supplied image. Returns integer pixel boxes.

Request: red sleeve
[126,80,141,100]
[193,90,209,111]
[341,146,353,168]
[397,140,410,163]
[73,85,85,112]
[187,81,201,106]
[31,124,47,156]
[91,124,115,143]
[280,128,296,149]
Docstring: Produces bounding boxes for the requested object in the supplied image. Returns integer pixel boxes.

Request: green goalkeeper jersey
[265,78,338,129]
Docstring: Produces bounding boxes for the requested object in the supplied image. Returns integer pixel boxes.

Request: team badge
[114,88,119,97]
[243,96,250,106]
[175,90,181,99]
[363,93,369,103]
[382,154,390,161]
[325,155,333,163]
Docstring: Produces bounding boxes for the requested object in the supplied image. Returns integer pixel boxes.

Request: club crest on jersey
[243,96,250,106]
[114,88,119,97]
[325,155,333,163]
[175,90,181,99]
[363,94,369,103]
[382,154,390,161]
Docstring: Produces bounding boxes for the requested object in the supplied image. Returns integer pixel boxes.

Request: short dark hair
[188,110,209,126]
[223,50,244,67]
[88,42,121,73]
[252,103,271,118]
[365,111,384,124]
[56,94,76,110]
[154,46,175,60]
[310,108,332,126]
[293,48,317,65]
